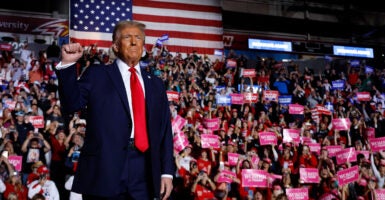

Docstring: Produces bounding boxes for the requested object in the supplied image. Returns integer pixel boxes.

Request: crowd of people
[0,40,384,200]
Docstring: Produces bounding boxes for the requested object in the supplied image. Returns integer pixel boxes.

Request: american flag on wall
[70,0,223,55]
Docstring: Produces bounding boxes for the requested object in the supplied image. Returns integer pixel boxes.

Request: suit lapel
[141,68,153,112]
[106,61,130,116]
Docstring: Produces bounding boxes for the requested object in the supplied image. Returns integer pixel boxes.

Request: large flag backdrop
[70,0,223,55]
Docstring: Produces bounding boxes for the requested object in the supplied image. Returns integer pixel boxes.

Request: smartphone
[1,151,8,158]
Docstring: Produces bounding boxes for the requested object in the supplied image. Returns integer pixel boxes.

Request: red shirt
[194,184,215,200]
[4,183,28,200]
[197,158,211,175]
[50,135,67,161]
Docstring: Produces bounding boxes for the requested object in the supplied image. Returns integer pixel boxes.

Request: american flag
[70,0,223,55]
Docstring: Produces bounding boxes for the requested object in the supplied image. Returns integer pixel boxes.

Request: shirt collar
[116,58,141,75]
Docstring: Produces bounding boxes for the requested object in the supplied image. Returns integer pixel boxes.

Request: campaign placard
[242,69,256,77]
[336,147,357,165]
[241,169,268,188]
[375,189,385,200]
[203,118,220,131]
[216,95,231,106]
[369,137,385,152]
[283,129,300,144]
[278,95,292,105]
[289,104,304,115]
[217,169,236,183]
[200,134,220,149]
[308,143,321,155]
[8,155,23,172]
[337,165,359,186]
[332,118,351,130]
[173,132,189,153]
[259,131,278,145]
[226,59,237,68]
[172,115,187,133]
[300,168,319,183]
[332,80,345,90]
[230,93,244,105]
[166,91,179,102]
[286,188,309,200]
[227,152,240,166]
[263,90,279,102]
[29,116,45,128]
[357,92,371,101]
[243,92,259,103]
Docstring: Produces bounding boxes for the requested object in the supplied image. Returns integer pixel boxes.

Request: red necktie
[129,67,149,152]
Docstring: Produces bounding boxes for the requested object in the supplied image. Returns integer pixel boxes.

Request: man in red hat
[28,165,60,199]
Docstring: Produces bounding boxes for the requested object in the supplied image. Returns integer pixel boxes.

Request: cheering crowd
[0,41,384,200]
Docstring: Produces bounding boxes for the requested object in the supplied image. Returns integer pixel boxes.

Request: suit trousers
[83,145,151,200]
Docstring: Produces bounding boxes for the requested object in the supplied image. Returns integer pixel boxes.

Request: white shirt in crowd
[28,179,60,200]
[65,175,83,200]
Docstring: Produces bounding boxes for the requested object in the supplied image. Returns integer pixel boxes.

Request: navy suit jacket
[57,60,174,197]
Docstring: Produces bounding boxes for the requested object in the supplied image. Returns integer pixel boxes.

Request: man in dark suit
[56,21,174,199]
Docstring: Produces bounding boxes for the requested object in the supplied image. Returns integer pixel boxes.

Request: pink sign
[203,118,220,131]
[29,116,45,128]
[325,145,342,157]
[300,168,320,183]
[366,127,375,139]
[263,90,279,102]
[337,165,359,186]
[336,147,357,165]
[166,91,179,102]
[8,156,22,172]
[332,118,351,130]
[357,92,371,101]
[286,188,309,200]
[230,93,244,105]
[357,150,369,159]
[241,169,268,188]
[200,134,220,149]
[227,153,239,166]
[308,143,321,155]
[259,131,278,146]
[217,170,236,183]
[283,129,300,144]
[173,132,189,153]
[242,69,256,77]
[289,104,304,115]
[172,115,187,132]
[375,189,385,200]
[369,137,385,152]
[243,93,258,103]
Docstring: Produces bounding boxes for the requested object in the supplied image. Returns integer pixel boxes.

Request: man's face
[115,26,144,65]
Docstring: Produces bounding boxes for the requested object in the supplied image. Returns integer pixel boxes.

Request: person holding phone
[191,170,216,200]
[28,165,59,200]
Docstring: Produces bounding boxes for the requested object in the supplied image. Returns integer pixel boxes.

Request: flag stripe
[134,14,222,27]
[141,21,223,36]
[145,30,223,42]
[150,0,221,7]
[132,6,222,21]
[133,0,222,13]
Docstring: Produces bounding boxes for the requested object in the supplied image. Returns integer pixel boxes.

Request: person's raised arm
[60,43,84,65]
